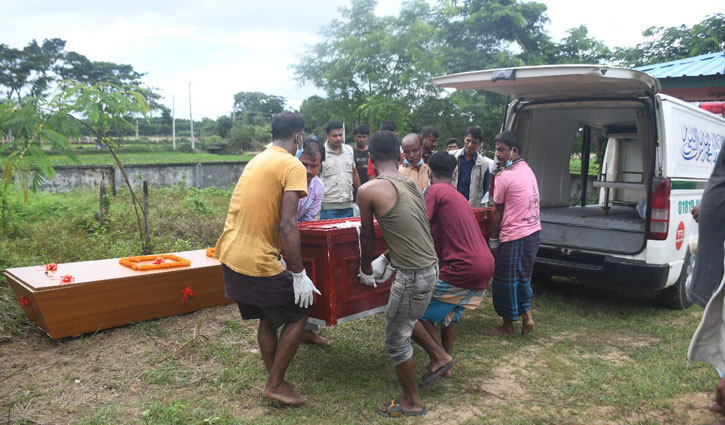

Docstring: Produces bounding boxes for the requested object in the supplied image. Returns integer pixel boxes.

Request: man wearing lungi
[215,111,320,406]
[487,130,541,336]
[411,151,495,385]
[357,130,439,417]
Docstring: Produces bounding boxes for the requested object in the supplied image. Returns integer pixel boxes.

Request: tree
[0,38,66,102]
[0,95,76,228]
[58,51,164,113]
[555,26,610,64]
[294,0,444,131]
[232,91,285,124]
[612,13,725,66]
[0,39,162,114]
[215,114,232,139]
[61,80,152,252]
[298,95,336,137]
[437,0,554,72]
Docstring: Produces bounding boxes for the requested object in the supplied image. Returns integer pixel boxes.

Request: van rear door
[429,65,661,101]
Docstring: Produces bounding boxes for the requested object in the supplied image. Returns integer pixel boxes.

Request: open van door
[429,65,661,101]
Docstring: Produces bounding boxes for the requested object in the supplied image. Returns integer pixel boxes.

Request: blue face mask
[505,159,513,168]
[404,158,424,167]
[296,149,303,158]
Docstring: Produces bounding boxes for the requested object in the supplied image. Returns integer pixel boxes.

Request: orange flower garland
[206,247,215,257]
[119,254,191,271]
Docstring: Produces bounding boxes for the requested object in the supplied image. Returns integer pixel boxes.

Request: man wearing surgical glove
[357,131,439,418]
[214,111,320,407]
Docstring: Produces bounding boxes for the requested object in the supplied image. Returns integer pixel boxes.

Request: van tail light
[648,178,670,240]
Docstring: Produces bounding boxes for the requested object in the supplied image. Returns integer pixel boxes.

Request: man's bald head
[401,133,422,165]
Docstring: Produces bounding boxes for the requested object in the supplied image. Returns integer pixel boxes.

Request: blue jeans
[319,208,354,220]
[385,264,438,366]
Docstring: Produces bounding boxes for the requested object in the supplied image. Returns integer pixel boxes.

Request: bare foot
[302,330,331,346]
[521,311,535,335]
[487,325,515,336]
[262,381,307,406]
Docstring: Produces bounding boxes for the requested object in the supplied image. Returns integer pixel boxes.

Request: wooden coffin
[4,249,230,339]
[5,207,492,338]
[297,217,392,326]
[297,207,492,326]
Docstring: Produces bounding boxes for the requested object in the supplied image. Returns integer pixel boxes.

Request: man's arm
[489,203,504,240]
[352,166,361,191]
[280,190,304,273]
[357,185,376,275]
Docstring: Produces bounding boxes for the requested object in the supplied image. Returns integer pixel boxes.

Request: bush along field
[0,185,721,425]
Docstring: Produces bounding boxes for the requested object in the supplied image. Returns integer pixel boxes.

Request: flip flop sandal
[377,398,428,418]
[421,358,456,387]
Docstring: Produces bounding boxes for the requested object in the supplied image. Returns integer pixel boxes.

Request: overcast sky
[1,0,721,120]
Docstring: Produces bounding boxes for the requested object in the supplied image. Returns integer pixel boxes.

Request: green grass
[1,151,255,166]
[0,187,719,424]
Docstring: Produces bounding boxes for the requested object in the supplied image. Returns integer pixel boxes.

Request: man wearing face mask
[214,111,320,406]
[487,130,541,336]
[451,126,494,207]
[399,133,430,193]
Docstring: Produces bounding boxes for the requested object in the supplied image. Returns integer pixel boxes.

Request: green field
[0,151,255,166]
[0,187,719,424]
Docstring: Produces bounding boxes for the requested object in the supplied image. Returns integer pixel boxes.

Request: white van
[431,65,725,308]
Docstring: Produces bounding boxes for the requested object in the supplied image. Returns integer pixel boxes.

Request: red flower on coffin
[60,274,75,284]
[153,257,165,265]
[180,285,195,304]
[20,296,30,307]
[45,263,58,272]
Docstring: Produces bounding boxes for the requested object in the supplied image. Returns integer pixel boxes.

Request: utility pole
[172,95,176,150]
[188,82,195,150]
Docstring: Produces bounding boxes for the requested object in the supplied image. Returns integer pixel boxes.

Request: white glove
[291,269,321,308]
[488,237,501,252]
[372,254,394,283]
[371,254,388,277]
[358,267,377,288]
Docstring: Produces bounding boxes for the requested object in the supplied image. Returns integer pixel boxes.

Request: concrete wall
[2,162,248,193]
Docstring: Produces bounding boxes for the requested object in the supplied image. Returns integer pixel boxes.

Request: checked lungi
[491,230,541,321]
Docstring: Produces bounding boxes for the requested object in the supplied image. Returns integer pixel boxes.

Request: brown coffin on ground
[4,249,230,339]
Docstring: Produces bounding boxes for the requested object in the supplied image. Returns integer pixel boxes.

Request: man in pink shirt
[487,130,541,336]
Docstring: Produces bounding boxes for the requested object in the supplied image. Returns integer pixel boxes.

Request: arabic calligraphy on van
[681,123,723,164]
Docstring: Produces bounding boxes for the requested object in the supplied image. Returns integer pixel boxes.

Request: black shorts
[236,302,309,330]
[221,264,309,329]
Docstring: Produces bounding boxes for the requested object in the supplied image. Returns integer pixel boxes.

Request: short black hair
[325,120,343,135]
[379,120,396,132]
[464,125,484,142]
[368,131,400,162]
[271,111,305,140]
[301,137,324,162]
[446,138,460,148]
[494,130,523,154]
[421,125,439,138]
[428,151,457,179]
[353,124,370,135]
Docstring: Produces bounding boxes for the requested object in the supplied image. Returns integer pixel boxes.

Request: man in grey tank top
[357,131,441,418]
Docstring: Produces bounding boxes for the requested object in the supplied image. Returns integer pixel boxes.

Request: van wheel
[662,249,695,309]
